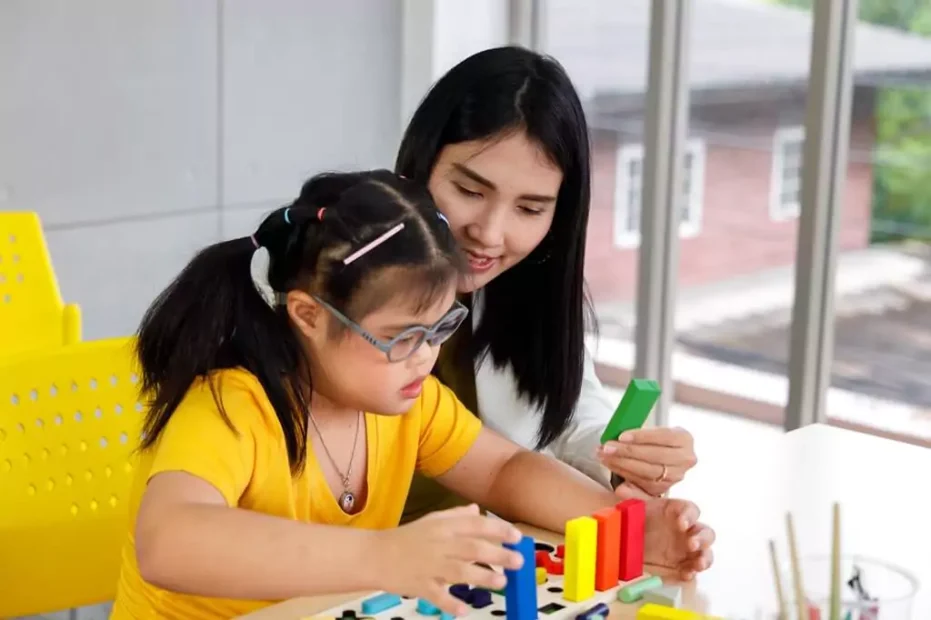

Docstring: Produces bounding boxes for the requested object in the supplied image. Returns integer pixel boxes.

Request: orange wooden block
[592,506,621,591]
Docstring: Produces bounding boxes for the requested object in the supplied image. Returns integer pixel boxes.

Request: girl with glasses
[110,169,713,620]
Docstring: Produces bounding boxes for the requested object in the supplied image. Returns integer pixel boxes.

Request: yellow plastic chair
[0,337,143,617]
[0,211,82,357]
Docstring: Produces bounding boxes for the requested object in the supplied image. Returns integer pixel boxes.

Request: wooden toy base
[310,571,653,620]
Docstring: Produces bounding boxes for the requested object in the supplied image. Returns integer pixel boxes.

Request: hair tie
[317,207,326,221]
[283,208,292,224]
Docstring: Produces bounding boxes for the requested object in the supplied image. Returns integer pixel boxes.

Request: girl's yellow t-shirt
[110,368,482,620]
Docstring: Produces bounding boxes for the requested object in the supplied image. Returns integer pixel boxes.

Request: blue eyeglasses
[313,296,469,362]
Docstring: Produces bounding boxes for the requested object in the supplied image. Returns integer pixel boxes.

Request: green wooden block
[599,378,661,444]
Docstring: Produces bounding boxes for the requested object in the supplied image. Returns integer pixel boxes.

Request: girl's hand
[375,504,525,616]
[615,486,716,581]
[597,426,697,496]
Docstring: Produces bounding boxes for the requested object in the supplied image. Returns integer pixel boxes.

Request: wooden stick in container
[829,502,841,620]
[786,512,806,620]
[769,539,787,620]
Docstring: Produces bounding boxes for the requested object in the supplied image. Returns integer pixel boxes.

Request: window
[770,126,805,220]
[613,139,705,248]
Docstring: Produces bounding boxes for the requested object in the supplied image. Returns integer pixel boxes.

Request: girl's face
[289,284,460,415]
[427,131,563,293]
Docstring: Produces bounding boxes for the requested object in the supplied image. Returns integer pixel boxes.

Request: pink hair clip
[342,223,405,265]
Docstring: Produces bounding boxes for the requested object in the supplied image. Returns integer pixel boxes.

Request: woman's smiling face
[427,131,563,293]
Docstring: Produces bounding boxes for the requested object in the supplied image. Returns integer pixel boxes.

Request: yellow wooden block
[636,603,701,620]
[563,515,598,602]
[536,566,547,584]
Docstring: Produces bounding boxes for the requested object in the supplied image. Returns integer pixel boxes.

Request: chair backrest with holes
[0,211,82,357]
[0,336,144,617]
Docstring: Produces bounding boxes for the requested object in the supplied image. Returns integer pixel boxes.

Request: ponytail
[136,232,309,470]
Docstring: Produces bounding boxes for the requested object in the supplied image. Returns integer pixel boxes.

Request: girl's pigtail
[136,225,307,467]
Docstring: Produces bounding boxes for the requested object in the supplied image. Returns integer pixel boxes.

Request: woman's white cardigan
[470,293,616,488]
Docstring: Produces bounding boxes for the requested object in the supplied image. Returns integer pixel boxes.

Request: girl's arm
[434,427,616,533]
[135,471,382,599]
[433,428,716,580]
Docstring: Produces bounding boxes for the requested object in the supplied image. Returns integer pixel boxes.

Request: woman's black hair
[395,45,596,450]
[135,169,463,471]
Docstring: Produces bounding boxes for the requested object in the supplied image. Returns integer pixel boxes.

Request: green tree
[771,0,926,32]
[772,0,931,241]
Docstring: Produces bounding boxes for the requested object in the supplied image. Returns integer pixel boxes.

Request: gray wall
[1,0,403,341]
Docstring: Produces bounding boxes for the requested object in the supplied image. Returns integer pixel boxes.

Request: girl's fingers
[687,523,716,548]
[670,500,700,531]
[449,561,508,592]
[449,538,524,570]
[426,581,470,617]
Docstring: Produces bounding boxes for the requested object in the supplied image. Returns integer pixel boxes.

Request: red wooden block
[548,558,564,575]
[535,550,551,569]
[556,544,565,559]
[617,499,645,581]
[592,506,621,591]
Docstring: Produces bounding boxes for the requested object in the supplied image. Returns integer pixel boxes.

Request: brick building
[546,0,931,304]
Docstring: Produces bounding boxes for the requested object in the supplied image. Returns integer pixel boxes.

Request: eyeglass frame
[311,295,469,362]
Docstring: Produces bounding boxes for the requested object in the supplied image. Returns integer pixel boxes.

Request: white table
[671,423,931,618]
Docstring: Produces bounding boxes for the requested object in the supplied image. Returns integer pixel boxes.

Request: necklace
[308,409,362,512]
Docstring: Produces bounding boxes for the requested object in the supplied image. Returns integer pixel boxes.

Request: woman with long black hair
[398,46,699,522]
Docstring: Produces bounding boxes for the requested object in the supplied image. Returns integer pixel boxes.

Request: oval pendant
[339,491,355,513]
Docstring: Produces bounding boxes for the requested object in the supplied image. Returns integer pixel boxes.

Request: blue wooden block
[361,592,402,615]
[575,602,609,620]
[416,598,441,615]
[504,535,538,620]
[439,614,454,620]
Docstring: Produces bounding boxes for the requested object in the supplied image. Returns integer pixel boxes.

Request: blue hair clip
[283,207,292,224]
[437,212,449,226]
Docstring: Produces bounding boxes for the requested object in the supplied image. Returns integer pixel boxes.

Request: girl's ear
[286,290,323,340]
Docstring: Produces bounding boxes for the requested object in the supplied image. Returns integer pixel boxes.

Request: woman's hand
[597,426,697,496]
[375,504,525,616]
[615,486,715,581]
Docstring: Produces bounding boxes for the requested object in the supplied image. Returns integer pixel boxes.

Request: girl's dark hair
[395,45,595,450]
[135,169,463,471]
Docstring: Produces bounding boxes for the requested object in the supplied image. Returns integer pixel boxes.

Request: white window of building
[613,139,705,248]
[770,126,805,220]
